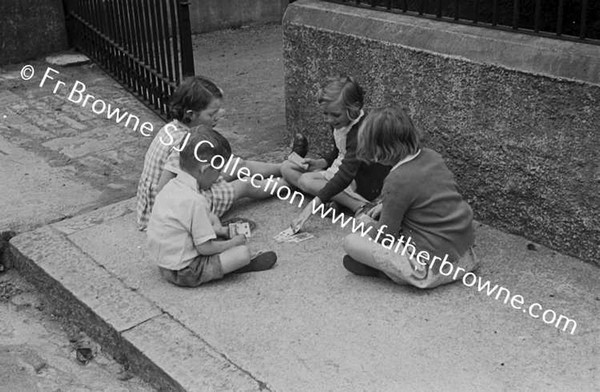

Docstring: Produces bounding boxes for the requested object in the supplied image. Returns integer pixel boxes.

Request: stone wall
[190,0,288,34]
[283,0,600,266]
[0,0,68,65]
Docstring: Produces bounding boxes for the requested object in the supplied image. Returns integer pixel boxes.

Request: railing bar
[512,0,520,30]
[436,0,442,18]
[133,0,151,101]
[473,0,479,23]
[150,0,169,111]
[118,0,140,95]
[105,0,121,82]
[557,0,564,36]
[169,0,182,83]
[492,0,498,26]
[534,0,541,32]
[141,0,158,108]
[580,0,588,39]
[454,0,459,21]
[114,0,132,87]
[159,0,176,100]
[123,0,143,97]
[177,0,195,77]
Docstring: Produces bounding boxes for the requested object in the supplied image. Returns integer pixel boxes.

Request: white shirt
[146,171,216,270]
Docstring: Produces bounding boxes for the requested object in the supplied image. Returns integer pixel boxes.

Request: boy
[147,128,277,287]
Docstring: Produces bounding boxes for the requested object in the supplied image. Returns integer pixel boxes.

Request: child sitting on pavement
[147,129,277,287]
[280,76,390,232]
[136,76,286,231]
[342,106,479,289]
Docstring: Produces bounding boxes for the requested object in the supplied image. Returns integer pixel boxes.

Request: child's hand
[304,158,328,171]
[365,203,383,219]
[232,234,247,246]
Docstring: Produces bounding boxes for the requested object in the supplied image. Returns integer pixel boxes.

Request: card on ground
[287,232,315,243]
[274,228,294,242]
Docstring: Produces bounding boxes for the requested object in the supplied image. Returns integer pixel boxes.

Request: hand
[232,234,247,246]
[291,198,318,233]
[304,158,327,171]
[365,203,383,219]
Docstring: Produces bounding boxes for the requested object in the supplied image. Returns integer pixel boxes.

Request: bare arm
[196,235,246,256]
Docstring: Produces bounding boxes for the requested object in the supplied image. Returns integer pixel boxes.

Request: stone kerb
[283,0,600,266]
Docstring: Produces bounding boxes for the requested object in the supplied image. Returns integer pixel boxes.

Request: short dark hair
[179,126,232,173]
[168,76,224,124]
[357,106,421,163]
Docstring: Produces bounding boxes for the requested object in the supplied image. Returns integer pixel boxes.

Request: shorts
[159,254,224,287]
[201,177,236,217]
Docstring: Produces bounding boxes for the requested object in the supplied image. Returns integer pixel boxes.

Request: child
[136,76,285,231]
[281,76,390,232]
[342,106,479,289]
[147,130,277,287]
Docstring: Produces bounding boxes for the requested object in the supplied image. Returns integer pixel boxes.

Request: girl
[282,76,390,232]
[342,106,479,288]
[136,76,284,231]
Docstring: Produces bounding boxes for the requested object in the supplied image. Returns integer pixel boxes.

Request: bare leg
[298,173,366,212]
[244,160,282,177]
[343,234,382,270]
[221,158,282,182]
[231,177,290,200]
[281,160,307,189]
[219,245,251,274]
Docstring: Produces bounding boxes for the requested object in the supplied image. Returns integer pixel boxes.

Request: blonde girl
[283,76,390,231]
[342,106,479,288]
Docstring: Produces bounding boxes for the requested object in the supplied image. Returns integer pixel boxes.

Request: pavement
[2,25,599,392]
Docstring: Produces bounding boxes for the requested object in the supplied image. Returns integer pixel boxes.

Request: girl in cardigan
[342,106,479,288]
[281,76,390,232]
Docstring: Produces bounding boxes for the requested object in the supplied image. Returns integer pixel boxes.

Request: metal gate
[64,0,196,118]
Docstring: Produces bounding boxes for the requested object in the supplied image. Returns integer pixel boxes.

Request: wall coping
[284,0,600,86]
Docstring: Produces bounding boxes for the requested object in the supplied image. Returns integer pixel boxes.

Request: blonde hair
[357,106,421,164]
[317,76,364,120]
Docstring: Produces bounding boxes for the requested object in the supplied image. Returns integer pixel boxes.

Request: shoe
[291,133,309,158]
[342,255,381,277]
[234,251,277,273]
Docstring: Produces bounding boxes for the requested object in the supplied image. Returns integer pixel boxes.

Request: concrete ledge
[9,208,265,391]
[284,0,600,86]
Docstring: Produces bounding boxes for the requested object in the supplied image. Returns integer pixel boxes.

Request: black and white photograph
[0,0,598,391]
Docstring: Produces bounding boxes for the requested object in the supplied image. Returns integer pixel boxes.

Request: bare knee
[343,234,363,254]
[298,173,316,194]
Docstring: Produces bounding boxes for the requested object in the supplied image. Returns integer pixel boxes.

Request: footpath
[2,25,599,391]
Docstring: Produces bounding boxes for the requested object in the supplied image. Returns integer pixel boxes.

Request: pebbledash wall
[283,0,600,266]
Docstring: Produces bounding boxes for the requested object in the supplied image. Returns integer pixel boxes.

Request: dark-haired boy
[147,129,277,287]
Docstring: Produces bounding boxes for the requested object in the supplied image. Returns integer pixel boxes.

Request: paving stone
[123,314,265,392]
[45,53,91,67]
[9,226,161,333]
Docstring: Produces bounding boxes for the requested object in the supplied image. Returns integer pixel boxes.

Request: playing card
[274,228,294,242]
[229,222,251,238]
[288,152,309,170]
[287,232,315,243]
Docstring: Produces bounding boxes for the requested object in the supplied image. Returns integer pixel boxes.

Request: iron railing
[64,0,196,118]
[322,0,600,45]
